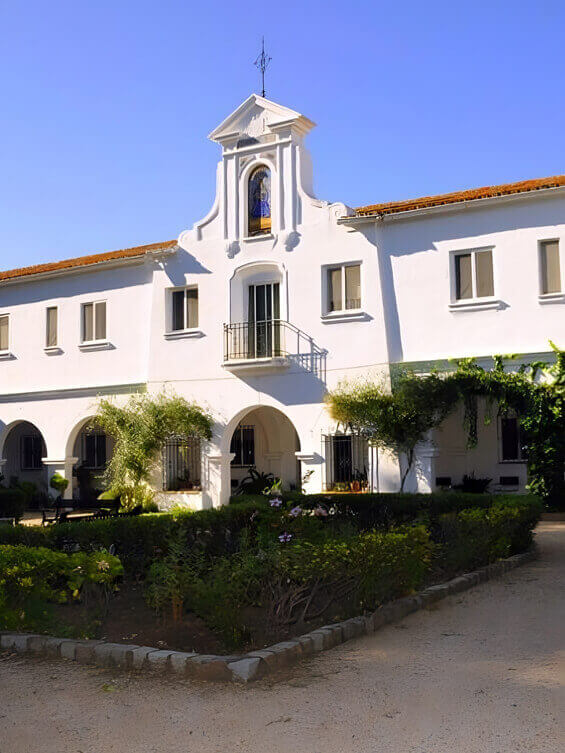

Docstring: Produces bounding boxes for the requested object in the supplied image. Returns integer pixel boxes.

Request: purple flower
[278,532,293,543]
[289,506,302,518]
[270,497,282,508]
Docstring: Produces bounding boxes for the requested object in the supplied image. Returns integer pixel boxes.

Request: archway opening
[228,407,300,494]
[1,421,48,507]
[69,418,115,504]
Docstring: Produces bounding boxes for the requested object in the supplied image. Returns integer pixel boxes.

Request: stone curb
[0,547,537,683]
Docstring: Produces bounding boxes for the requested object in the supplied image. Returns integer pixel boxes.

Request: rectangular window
[82,301,106,342]
[171,287,199,331]
[0,315,9,352]
[323,434,369,490]
[327,264,361,312]
[454,249,494,301]
[83,432,107,469]
[500,416,525,462]
[162,436,202,491]
[230,425,255,466]
[46,307,58,348]
[21,435,43,470]
[540,240,561,294]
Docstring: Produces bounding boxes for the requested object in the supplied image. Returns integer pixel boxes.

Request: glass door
[248,283,280,358]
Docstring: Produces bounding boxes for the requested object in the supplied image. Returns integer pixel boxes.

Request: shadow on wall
[355,195,565,365]
[161,248,212,285]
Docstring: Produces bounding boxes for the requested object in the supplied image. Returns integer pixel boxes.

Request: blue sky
[1,0,564,268]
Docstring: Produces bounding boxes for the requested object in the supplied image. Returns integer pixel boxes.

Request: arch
[221,405,302,492]
[64,414,99,459]
[229,260,287,324]
[0,420,49,490]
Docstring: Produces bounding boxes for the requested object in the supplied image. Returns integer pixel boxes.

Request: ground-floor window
[230,424,255,467]
[499,416,526,462]
[20,435,43,471]
[162,436,202,491]
[323,434,369,491]
[82,431,107,469]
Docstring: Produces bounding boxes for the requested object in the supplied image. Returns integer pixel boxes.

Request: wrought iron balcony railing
[223,320,326,373]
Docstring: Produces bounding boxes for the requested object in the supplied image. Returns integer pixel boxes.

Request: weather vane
[254,37,271,98]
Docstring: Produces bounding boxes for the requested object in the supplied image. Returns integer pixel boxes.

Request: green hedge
[0,489,26,523]
[0,502,268,577]
[0,544,123,632]
[230,491,540,529]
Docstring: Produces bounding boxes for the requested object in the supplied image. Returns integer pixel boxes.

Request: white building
[1,94,564,508]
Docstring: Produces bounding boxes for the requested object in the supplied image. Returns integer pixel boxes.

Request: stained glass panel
[248,166,271,236]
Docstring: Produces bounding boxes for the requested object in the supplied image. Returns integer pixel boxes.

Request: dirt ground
[0,522,563,753]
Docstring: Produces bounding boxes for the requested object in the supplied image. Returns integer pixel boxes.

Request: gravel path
[0,522,563,753]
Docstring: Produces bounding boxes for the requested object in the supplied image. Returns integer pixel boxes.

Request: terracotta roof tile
[355,174,565,217]
[0,240,177,283]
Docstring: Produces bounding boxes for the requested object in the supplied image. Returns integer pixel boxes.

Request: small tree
[93,392,213,510]
[327,374,457,491]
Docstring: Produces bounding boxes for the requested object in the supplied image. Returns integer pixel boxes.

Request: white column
[205,452,235,508]
[412,440,440,494]
[42,457,78,502]
[295,450,323,494]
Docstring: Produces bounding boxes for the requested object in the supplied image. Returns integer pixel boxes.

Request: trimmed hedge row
[0,493,542,579]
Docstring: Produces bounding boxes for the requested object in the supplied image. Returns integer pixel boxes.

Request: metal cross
[254,37,272,98]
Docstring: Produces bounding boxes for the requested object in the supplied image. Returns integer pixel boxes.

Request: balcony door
[248,282,280,358]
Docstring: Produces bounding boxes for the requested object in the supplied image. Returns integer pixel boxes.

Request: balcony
[223,320,326,375]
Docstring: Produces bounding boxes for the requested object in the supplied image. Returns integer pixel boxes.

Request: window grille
[322,434,371,491]
[162,436,202,491]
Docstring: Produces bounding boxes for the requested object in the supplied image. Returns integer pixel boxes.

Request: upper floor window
[539,240,561,295]
[0,314,9,352]
[327,263,361,313]
[453,248,494,301]
[171,287,199,331]
[248,166,271,236]
[46,307,58,348]
[82,301,106,343]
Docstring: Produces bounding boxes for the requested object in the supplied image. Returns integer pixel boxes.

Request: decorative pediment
[208,94,315,146]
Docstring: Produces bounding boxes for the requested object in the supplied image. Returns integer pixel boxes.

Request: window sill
[78,340,112,351]
[321,309,368,323]
[44,346,63,355]
[242,234,274,243]
[538,292,565,304]
[0,350,14,361]
[164,329,204,340]
[499,459,527,465]
[448,298,503,312]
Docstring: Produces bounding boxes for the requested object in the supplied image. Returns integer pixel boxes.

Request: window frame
[81,430,108,470]
[45,306,58,349]
[168,285,200,334]
[538,238,563,299]
[245,163,273,240]
[498,415,526,464]
[450,247,496,304]
[20,434,44,471]
[0,313,10,355]
[80,300,108,345]
[230,424,255,467]
[323,262,363,315]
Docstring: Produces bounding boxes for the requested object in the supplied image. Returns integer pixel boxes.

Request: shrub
[182,525,434,647]
[0,489,26,523]
[0,544,123,632]
[435,495,542,573]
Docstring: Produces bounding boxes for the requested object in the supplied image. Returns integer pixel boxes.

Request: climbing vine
[327,343,565,507]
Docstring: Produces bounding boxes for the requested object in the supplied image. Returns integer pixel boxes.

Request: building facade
[1,94,564,508]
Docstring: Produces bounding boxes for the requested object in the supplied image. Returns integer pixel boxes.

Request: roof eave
[0,246,177,287]
[338,184,565,225]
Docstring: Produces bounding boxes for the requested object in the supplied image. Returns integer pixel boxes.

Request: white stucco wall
[0,94,563,506]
